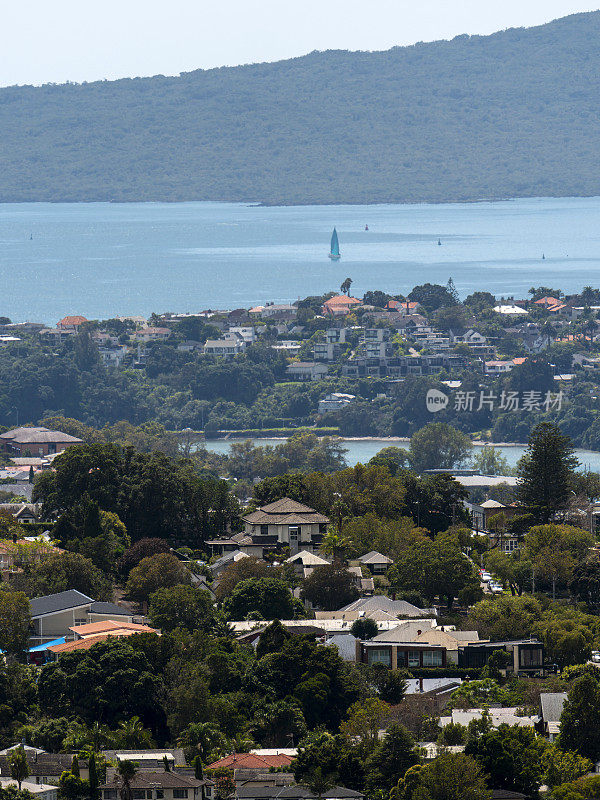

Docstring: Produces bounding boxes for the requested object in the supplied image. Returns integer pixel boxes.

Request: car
[481,572,492,582]
[489,582,503,593]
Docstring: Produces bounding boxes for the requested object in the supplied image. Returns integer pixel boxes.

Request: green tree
[301,563,359,611]
[393,537,476,608]
[409,423,472,473]
[558,673,600,761]
[524,524,593,598]
[471,445,511,476]
[542,745,592,788]
[223,577,294,620]
[411,752,490,800]
[148,585,215,633]
[465,723,547,797]
[88,752,99,800]
[517,423,579,523]
[22,551,111,600]
[364,723,419,795]
[125,553,191,606]
[0,588,30,662]
[368,446,410,475]
[116,760,138,800]
[255,619,292,659]
[350,618,378,640]
[8,747,29,790]
[339,698,390,753]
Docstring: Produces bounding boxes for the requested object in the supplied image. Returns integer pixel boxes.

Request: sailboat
[329,228,341,260]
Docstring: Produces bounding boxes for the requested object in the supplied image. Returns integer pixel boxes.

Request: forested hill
[2,12,600,205]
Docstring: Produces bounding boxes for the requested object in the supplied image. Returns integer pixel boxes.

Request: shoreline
[212,434,530,447]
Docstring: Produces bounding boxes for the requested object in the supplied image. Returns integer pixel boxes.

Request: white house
[286,361,329,380]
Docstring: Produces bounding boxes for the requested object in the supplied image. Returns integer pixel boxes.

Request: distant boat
[542,253,545,260]
[29,234,33,240]
[329,228,341,260]
[365,224,369,231]
[438,238,442,246]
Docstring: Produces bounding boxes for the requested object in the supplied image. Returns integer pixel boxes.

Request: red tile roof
[207,753,295,770]
[57,316,88,328]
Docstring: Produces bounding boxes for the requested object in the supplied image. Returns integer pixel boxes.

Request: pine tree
[517,422,579,522]
[88,752,99,800]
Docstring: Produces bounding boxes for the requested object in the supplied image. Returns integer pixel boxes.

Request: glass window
[367,648,391,667]
[408,651,421,667]
[520,647,542,667]
[104,792,117,800]
[260,524,268,535]
[156,793,164,799]
[289,526,299,540]
[173,792,189,799]
[147,792,153,799]
[423,650,443,667]
[396,649,406,666]
[132,791,146,799]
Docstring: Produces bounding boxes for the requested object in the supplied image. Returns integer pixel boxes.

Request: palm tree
[340,278,352,296]
[177,722,226,764]
[320,528,351,561]
[116,760,138,800]
[116,717,153,749]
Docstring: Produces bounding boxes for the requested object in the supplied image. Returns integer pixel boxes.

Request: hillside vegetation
[2,12,600,204]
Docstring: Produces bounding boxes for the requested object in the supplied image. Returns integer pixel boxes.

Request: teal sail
[329,227,341,260]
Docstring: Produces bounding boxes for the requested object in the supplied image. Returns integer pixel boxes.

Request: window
[520,647,542,668]
[156,792,164,799]
[133,791,147,799]
[396,650,406,666]
[367,648,391,667]
[104,792,117,800]
[173,791,189,799]
[289,526,299,541]
[319,523,327,534]
[423,650,443,667]
[260,525,268,536]
[147,792,153,799]
[408,651,421,668]
[75,618,87,625]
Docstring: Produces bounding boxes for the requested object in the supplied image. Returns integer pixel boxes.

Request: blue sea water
[204,438,600,473]
[2,196,600,324]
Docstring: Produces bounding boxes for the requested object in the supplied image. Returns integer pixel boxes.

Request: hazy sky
[1,0,597,87]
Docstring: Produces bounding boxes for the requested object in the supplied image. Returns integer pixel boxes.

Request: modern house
[319,595,437,621]
[47,620,160,657]
[357,633,447,669]
[414,629,481,664]
[0,427,83,457]
[285,361,329,381]
[241,498,329,555]
[203,335,246,357]
[317,393,355,414]
[458,639,545,675]
[29,590,138,644]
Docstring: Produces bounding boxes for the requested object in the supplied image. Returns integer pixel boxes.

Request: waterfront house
[57,315,88,330]
[203,336,246,357]
[322,296,361,316]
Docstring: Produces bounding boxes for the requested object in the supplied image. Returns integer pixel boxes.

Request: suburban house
[29,590,139,644]
[0,779,57,800]
[439,707,539,730]
[131,327,171,342]
[285,550,331,578]
[317,392,355,414]
[47,620,160,657]
[0,753,84,788]
[318,595,437,621]
[57,315,88,330]
[0,502,43,523]
[414,629,482,664]
[458,639,545,675]
[357,629,447,669]
[540,692,567,741]
[322,296,362,316]
[203,335,246,357]
[357,551,393,575]
[0,538,63,573]
[285,361,329,380]
[467,499,519,533]
[237,786,363,800]
[0,427,83,457]
[101,750,186,772]
[100,770,213,800]
[241,498,329,555]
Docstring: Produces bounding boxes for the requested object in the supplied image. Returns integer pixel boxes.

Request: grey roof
[29,589,94,618]
[338,595,436,617]
[101,772,206,790]
[0,427,82,444]
[260,499,318,514]
[357,551,393,565]
[371,621,434,643]
[237,788,362,800]
[540,692,567,722]
[90,601,132,616]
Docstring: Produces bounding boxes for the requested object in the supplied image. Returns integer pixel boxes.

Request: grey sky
[1,0,597,87]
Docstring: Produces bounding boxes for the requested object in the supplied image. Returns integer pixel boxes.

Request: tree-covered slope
[2,12,600,204]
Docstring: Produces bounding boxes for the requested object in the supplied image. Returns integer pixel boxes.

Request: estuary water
[2,196,600,323]
[203,438,600,473]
